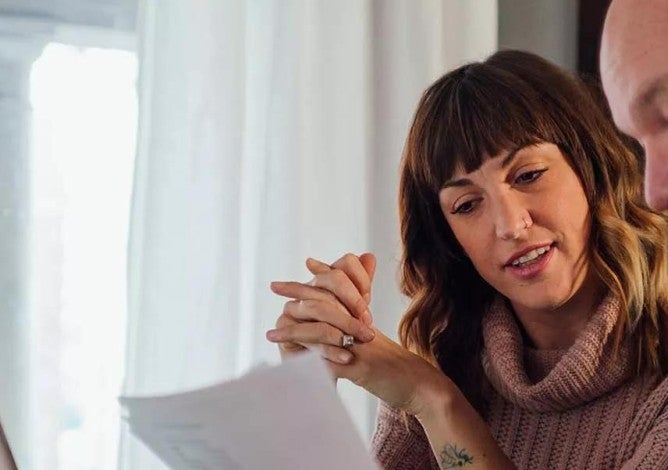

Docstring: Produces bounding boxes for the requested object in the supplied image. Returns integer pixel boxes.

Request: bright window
[29,42,137,470]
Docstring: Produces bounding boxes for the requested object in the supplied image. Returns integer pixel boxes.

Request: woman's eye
[514,169,547,184]
[451,198,480,214]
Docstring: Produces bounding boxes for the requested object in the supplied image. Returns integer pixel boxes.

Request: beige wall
[498,0,578,70]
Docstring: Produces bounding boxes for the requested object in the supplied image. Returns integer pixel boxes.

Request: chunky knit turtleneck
[482,294,633,413]
[371,294,668,469]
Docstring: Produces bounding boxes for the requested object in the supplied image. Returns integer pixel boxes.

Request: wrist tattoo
[440,444,473,468]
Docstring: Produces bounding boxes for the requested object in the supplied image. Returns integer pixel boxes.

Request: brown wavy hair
[398,49,668,414]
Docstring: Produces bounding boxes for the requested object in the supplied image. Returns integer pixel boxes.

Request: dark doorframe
[578,0,612,80]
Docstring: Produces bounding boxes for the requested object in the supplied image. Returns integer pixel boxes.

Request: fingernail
[363,309,373,326]
[360,327,375,342]
[266,330,279,341]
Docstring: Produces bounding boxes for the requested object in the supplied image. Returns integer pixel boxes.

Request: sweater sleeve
[620,409,668,469]
[620,377,668,469]
[370,400,439,470]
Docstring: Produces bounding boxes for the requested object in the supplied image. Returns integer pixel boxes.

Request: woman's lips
[505,244,555,280]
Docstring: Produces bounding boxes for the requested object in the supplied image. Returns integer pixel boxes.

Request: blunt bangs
[420,61,576,193]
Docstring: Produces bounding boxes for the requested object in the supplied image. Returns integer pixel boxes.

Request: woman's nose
[493,194,530,240]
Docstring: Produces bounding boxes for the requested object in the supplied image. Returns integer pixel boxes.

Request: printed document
[119,352,378,469]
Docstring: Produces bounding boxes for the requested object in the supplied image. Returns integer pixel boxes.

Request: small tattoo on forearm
[440,444,473,468]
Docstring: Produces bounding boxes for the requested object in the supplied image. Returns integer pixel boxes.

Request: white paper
[119,352,378,470]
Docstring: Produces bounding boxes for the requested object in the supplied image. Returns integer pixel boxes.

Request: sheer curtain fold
[120,1,496,467]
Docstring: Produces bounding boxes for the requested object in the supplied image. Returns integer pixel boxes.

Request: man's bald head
[601,0,668,211]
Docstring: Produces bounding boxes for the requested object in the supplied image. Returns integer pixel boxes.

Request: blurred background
[0,1,611,468]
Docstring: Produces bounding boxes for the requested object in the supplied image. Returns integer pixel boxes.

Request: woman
[266,50,668,469]
[0,420,16,470]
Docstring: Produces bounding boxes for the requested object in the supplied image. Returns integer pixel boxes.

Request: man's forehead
[602,47,668,135]
[600,0,668,133]
[602,71,634,135]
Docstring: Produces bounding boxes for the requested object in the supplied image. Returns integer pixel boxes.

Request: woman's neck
[510,274,606,350]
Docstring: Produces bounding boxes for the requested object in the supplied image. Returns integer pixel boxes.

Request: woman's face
[439,142,593,314]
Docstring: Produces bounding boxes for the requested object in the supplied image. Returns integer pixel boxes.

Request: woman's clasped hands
[266,253,454,419]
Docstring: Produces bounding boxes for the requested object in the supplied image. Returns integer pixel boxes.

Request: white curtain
[120,1,497,468]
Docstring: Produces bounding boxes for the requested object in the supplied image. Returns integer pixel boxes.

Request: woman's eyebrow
[441,178,473,190]
[501,144,530,168]
[441,144,529,189]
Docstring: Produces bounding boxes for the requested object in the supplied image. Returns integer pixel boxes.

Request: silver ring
[341,334,354,349]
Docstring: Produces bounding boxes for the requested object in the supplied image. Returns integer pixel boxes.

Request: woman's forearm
[415,379,515,470]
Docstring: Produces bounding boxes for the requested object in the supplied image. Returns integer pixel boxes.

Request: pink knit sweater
[371,295,668,469]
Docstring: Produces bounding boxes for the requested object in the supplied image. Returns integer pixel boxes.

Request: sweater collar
[481,293,632,412]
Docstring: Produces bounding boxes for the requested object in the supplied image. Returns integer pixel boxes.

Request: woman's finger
[266,325,354,365]
[306,343,354,365]
[266,321,353,350]
[277,340,305,354]
[283,299,374,342]
[303,262,372,326]
[275,311,297,329]
[270,280,337,303]
[274,339,352,365]
[332,253,376,299]
[306,253,376,304]
[307,254,376,324]
[357,252,377,303]
[272,280,370,334]
[273,314,306,359]
[305,257,333,275]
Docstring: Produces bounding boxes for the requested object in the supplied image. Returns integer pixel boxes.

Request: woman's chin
[507,292,571,315]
